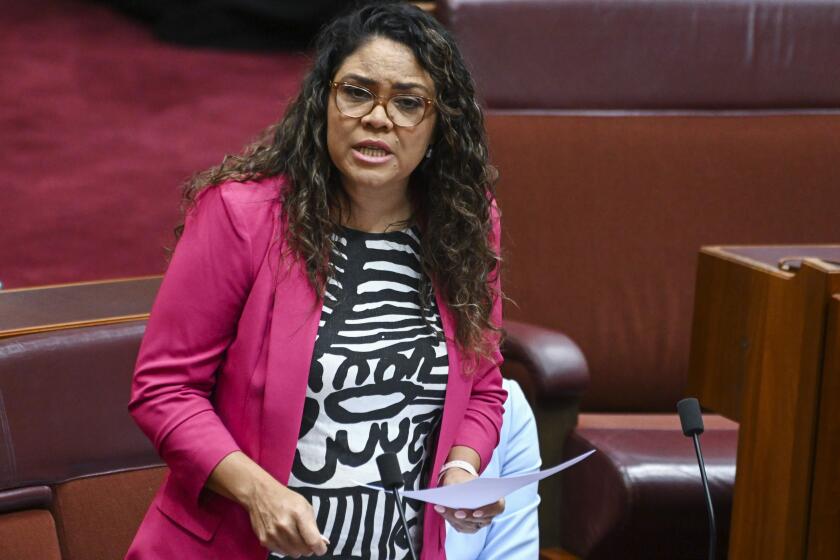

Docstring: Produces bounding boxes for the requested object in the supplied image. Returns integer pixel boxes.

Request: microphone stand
[678,397,717,560]
[691,431,716,560]
[392,485,418,560]
[377,453,419,560]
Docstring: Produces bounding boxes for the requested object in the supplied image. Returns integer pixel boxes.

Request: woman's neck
[339,180,412,233]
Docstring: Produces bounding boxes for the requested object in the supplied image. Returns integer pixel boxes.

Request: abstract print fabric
[271,226,449,560]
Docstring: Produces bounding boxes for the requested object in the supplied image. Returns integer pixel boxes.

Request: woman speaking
[127,3,506,558]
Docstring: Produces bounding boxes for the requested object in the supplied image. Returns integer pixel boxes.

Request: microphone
[376,453,418,560]
[677,397,717,560]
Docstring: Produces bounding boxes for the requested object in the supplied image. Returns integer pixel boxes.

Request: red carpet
[1,0,308,288]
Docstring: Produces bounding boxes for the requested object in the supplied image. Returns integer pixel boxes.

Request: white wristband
[437,460,478,483]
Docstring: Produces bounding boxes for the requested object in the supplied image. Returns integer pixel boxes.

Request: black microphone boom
[376,453,419,560]
[677,397,717,560]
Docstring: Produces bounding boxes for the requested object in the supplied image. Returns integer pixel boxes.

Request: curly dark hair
[178,1,501,360]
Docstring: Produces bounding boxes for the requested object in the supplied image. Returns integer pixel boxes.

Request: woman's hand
[207,452,328,557]
[434,467,505,534]
[243,479,329,557]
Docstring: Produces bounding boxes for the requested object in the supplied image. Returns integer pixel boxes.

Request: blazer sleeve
[128,185,256,508]
[451,198,507,472]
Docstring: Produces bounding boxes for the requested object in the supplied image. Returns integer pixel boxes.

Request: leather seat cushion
[51,467,167,560]
[0,509,61,560]
[561,414,738,559]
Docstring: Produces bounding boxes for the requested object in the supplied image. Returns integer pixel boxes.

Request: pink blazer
[126,177,506,559]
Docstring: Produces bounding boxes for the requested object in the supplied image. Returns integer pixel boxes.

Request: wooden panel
[721,245,840,270]
[539,548,580,560]
[0,276,161,338]
[689,247,840,559]
[807,295,840,558]
[730,262,839,558]
[687,247,785,421]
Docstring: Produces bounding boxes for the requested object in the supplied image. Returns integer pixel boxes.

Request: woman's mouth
[352,146,393,164]
[358,146,388,157]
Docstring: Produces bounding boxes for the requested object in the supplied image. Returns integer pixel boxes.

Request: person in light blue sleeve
[445,378,542,560]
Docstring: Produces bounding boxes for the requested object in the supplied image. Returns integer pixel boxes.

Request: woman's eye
[394,96,424,111]
[344,86,371,100]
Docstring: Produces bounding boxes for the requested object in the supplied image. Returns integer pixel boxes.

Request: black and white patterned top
[271,225,449,560]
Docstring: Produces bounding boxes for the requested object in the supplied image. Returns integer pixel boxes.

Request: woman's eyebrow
[339,73,430,94]
[393,81,430,94]
[340,73,376,86]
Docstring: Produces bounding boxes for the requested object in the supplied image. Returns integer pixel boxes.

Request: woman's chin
[342,169,406,192]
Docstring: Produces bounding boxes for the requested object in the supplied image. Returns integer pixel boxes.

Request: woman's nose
[361,102,394,130]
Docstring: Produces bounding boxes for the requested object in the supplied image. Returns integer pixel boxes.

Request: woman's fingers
[450,514,487,533]
[246,483,327,557]
[260,516,306,557]
[272,519,310,557]
[433,506,485,533]
[253,509,288,553]
[463,497,505,522]
[453,513,486,532]
[275,505,326,557]
[433,499,504,534]
[472,497,505,519]
[296,513,329,556]
[435,469,505,533]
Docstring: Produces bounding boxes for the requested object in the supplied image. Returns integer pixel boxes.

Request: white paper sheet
[363,449,595,509]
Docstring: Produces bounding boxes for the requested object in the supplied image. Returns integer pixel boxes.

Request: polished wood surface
[808,295,840,557]
[686,248,780,421]
[687,246,840,559]
[539,548,580,560]
[0,276,161,338]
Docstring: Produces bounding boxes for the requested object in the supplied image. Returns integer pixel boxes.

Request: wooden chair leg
[540,547,581,560]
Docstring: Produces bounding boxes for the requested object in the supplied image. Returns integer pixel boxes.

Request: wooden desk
[687,245,840,559]
[0,276,161,338]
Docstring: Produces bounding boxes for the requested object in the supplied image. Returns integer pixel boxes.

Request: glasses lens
[387,95,426,127]
[336,84,374,117]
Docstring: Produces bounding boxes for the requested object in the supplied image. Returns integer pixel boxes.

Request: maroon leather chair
[439,0,840,557]
[0,322,166,560]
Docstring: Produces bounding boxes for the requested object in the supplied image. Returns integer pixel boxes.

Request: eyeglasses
[330,81,435,127]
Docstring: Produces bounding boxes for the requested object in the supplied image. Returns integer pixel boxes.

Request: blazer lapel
[260,252,323,482]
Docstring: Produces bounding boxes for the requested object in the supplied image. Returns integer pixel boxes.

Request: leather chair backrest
[440,0,840,410]
[439,0,840,110]
[0,321,162,491]
[0,322,165,559]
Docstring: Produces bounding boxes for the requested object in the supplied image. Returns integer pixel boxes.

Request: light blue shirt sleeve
[445,378,542,560]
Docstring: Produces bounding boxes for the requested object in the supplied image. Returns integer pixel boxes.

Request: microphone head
[376,453,404,490]
[677,397,705,436]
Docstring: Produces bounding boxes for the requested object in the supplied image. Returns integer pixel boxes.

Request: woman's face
[327,36,437,196]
